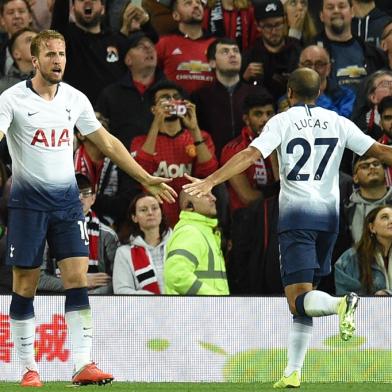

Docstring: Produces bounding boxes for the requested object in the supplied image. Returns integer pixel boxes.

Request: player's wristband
[194,139,206,146]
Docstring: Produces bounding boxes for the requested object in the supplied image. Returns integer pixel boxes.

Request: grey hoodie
[112,230,172,295]
[345,187,392,244]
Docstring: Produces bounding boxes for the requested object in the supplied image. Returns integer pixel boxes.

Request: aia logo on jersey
[31,129,70,147]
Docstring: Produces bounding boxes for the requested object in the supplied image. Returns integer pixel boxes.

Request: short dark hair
[206,38,239,61]
[0,0,31,16]
[242,92,275,114]
[149,80,188,103]
[75,173,93,192]
[353,155,382,173]
[287,68,320,101]
[378,95,392,116]
[9,27,36,54]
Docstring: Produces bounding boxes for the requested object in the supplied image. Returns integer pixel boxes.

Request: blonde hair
[284,2,317,45]
[30,30,65,57]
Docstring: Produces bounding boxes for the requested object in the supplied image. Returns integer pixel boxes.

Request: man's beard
[40,70,62,85]
[362,177,385,188]
[183,17,202,26]
[264,36,285,48]
[219,68,240,78]
[330,20,346,36]
[74,11,102,29]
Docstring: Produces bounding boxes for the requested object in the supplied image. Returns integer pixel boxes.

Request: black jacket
[51,0,126,104]
[352,7,392,47]
[241,37,302,101]
[192,80,267,157]
[96,70,166,149]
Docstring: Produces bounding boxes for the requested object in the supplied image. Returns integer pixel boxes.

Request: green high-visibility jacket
[164,211,229,295]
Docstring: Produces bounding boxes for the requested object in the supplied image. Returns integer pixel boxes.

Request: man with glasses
[352,69,392,140]
[345,155,392,243]
[297,44,355,117]
[242,0,302,100]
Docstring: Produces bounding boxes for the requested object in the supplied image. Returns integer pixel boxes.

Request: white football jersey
[250,104,375,233]
[0,81,101,210]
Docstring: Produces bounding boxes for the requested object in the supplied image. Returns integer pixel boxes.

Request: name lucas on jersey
[294,118,328,131]
[31,128,70,147]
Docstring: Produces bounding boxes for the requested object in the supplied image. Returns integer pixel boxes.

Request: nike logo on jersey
[28,111,39,116]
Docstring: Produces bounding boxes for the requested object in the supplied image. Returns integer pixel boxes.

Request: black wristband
[194,138,206,146]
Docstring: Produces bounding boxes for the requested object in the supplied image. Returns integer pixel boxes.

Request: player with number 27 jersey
[250,104,375,233]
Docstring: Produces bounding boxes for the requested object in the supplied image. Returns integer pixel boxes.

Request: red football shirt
[221,126,275,212]
[156,33,215,94]
[131,129,218,226]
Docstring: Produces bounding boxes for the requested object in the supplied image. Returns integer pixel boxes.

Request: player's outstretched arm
[183,146,261,197]
[366,142,392,168]
[86,127,177,203]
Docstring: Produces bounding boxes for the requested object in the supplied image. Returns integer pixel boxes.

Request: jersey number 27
[286,137,338,181]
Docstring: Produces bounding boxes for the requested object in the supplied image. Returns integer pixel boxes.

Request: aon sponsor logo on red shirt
[154,161,192,178]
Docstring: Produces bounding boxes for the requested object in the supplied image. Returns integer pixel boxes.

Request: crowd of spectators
[1,0,392,296]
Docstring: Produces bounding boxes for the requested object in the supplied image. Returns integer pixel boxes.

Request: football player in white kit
[0,30,176,387]
[184,68,392,388]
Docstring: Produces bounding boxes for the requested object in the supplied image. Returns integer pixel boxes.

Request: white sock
[303,290,341,317]
[10,317,38,374]
[65,308,92,372]
[284,319,313,377]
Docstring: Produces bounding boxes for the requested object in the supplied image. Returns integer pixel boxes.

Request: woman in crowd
[284,0,317,45]
[113,192,172,294]
[335,206,392,296]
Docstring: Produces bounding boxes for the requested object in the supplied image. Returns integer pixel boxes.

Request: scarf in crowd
[86,210,100,272]
[74,144,104,191]
[204,0,252,50]
[130,246,161,294]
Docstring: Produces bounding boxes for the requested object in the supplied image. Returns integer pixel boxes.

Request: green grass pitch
[0,383,391,391]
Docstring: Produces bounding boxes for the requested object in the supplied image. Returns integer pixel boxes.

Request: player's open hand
[144,176,177,204]
[182,173,213,197]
